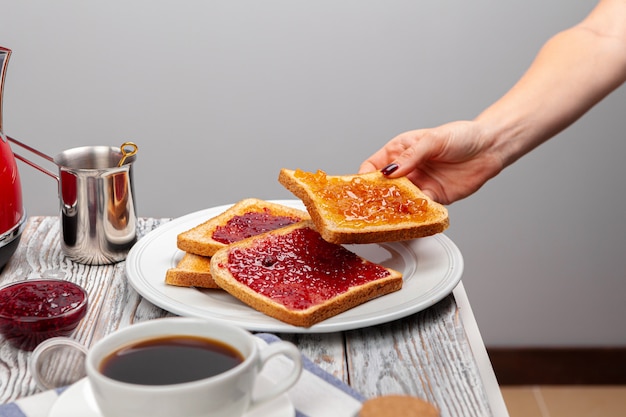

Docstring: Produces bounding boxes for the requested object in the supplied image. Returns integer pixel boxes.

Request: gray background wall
[3,1,624,347]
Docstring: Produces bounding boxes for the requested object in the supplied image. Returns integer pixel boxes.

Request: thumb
[358,159,378,174]
[381,138,433,178]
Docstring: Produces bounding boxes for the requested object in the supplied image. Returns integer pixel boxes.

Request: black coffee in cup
[99,335,244,385]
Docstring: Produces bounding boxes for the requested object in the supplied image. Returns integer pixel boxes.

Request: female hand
[359,120,507,205]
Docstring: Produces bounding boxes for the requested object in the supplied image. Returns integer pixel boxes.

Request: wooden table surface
[0,216,508,417]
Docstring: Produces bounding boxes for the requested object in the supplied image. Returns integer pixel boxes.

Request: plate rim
[126,200,464,333]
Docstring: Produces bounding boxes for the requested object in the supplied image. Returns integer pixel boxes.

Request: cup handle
[250,341,302,408]
[29,337,88,391]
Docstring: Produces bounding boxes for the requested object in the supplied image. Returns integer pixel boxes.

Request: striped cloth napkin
[0,333,364,417]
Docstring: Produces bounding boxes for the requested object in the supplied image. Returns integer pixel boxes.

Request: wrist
[474,106,537,170]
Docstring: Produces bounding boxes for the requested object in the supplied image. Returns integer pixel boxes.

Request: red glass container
[0,46,26,269]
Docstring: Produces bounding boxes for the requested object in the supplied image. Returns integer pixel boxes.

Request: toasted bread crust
[278,169,449,244]
[177,198,310,257]
[210,221,403,327]
[165,253,219,289]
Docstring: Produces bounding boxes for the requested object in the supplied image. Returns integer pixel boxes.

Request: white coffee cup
[30,317,302,417]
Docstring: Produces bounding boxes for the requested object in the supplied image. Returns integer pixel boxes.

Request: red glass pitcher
[0,46,26,270]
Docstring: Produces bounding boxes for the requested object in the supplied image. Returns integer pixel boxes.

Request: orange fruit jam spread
[225,227,391,310]
[212,208,302,244]
[294,169,428,227]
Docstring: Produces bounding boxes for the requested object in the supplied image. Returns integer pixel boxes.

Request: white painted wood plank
[279,332,347,383]
[345,296,493,416]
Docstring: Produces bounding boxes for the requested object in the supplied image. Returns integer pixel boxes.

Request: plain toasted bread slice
[165,253,218,289]
[177,198,310,257]
[278,169,449,244]
[210,221,403,327]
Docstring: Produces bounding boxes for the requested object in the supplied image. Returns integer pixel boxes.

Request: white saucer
[49,375,295,417]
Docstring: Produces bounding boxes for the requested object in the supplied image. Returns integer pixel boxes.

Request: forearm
[476,1,626,168]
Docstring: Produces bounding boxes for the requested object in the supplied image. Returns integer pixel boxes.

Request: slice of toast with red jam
[210,221,403,327]
[165,253,217,289]
[177,198,310,257]
[278,169,449,244]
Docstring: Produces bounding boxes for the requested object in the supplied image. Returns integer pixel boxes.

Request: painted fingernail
[381,163,399,176]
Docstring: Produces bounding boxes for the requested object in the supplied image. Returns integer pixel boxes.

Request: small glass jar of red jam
[0,279,88,351]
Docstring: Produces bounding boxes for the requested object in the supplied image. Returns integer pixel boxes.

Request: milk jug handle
[6,135,59,181]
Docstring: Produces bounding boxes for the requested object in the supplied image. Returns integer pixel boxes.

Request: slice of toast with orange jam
[278,169,449,244]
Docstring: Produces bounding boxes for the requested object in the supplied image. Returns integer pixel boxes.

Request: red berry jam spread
[225,227,391,310]
[212,208,302,244]
[0,279,88,350]
[294,169,428,227]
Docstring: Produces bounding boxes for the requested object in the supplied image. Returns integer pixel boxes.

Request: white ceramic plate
[48,375,295,417]
[126,200,463,333]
